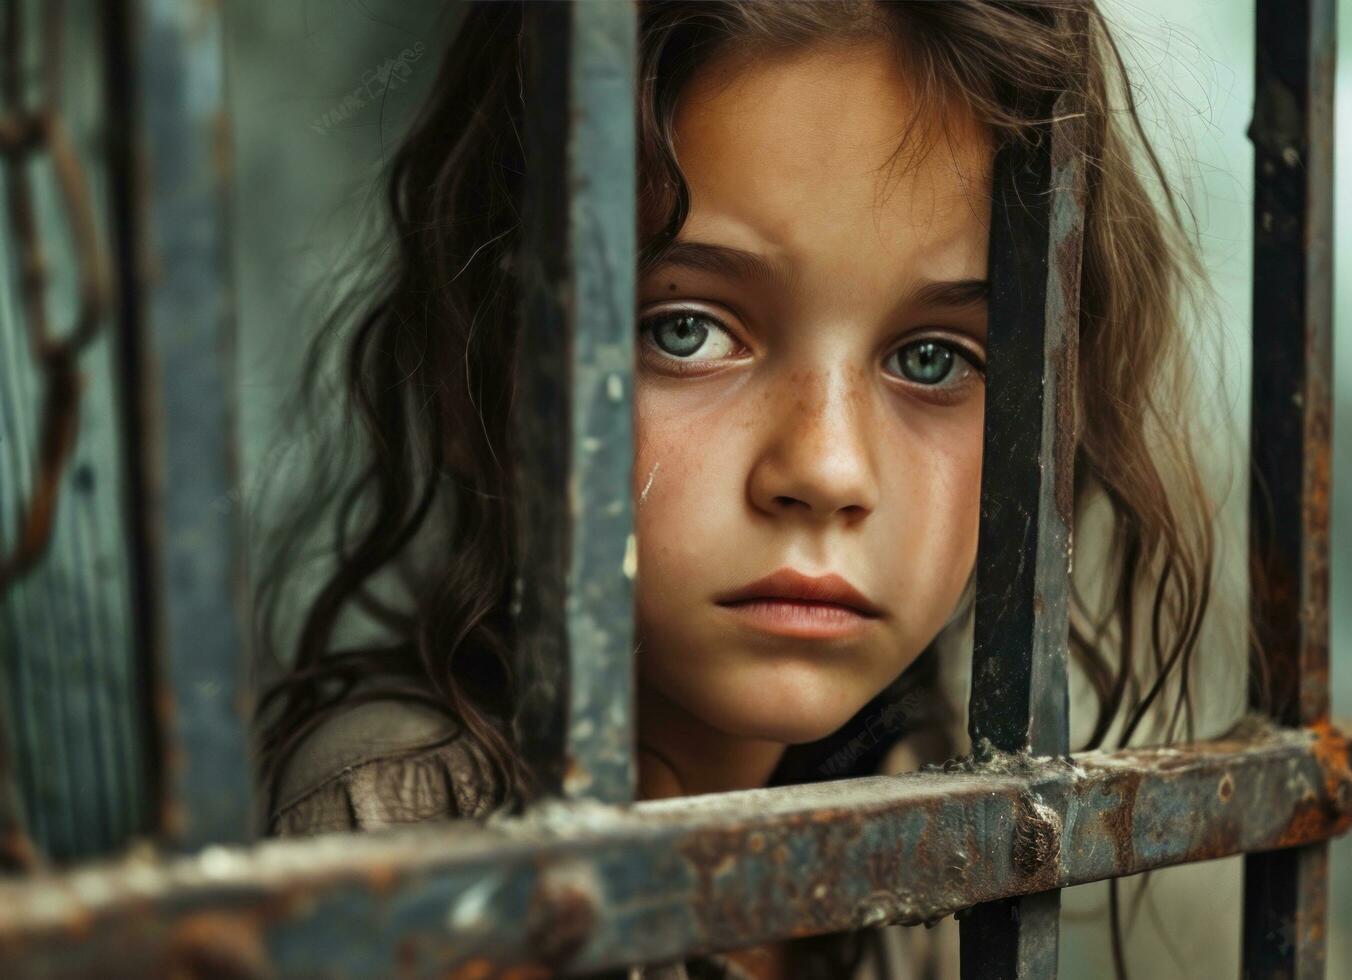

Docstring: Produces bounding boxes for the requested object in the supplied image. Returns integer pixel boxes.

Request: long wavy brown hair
[254,1,1223,966]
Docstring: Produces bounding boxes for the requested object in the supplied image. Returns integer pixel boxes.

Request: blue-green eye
[884,339,979,386]
[641,312,738,362]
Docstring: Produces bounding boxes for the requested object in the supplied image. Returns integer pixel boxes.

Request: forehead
[669,37,992,280]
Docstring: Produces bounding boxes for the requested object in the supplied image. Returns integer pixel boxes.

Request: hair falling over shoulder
[254,0,1225,848]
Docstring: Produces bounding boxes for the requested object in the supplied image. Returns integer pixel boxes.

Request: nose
[746,366,879,522]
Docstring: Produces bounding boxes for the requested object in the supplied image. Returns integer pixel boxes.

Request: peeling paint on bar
[0,726,1346,977]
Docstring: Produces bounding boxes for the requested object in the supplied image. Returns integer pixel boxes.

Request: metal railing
[0,1,1344,977]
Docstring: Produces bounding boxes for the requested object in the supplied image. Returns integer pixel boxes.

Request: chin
[665,657,871,745]
[716,704,852,745]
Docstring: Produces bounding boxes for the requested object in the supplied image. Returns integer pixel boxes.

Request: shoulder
[269,699,508,837]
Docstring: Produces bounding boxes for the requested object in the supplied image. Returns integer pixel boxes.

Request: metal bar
[512,0,636,804]
[0,725,1345,977]
[0,0,150,864]
[1243,0,1335,976]
[961,91,1085,978]
[111,0,251,849]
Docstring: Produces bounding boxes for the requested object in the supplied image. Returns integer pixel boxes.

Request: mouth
[714,568,883,639]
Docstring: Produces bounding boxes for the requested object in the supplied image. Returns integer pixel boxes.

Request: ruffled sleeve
[268,700,505,836]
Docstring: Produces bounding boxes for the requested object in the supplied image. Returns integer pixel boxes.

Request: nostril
[774,495,809,509]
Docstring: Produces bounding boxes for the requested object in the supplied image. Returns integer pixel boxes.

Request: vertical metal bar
[106,0,251,849]
[959,94,1084,980]
[0,0,150,864]
[1242,0,1335,976]
[513,0,636,804]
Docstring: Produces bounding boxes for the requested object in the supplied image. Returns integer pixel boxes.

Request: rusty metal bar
[1242,0,1336,976]
[0,724,1345,977]
[1,0,153,866]
[109,0,251,849]
[961,90,1084,978]
[512,0,636,805]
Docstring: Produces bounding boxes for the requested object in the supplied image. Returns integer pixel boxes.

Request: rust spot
[1271,721,1352,848]
[526,868,597,969]
[496,968,554,980]
[1101,769,1142,871]
[365,862,399,894]
[0,827,40,872]
[1307,721,1351,805]
[167,913,270,980]
[1218,773,1234,803]
[447,960,496,980]
[680,808,880,946]
[562,756,589,792]
[1273,798,1332,849]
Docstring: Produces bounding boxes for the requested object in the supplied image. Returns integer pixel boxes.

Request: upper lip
[716,568,883,617]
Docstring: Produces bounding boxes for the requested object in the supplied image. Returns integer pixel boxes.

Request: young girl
[254,2,1221,976]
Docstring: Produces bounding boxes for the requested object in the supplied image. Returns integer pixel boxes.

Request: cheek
[631,386,736,593]
[934,403,984,552]
[878,398,984,621]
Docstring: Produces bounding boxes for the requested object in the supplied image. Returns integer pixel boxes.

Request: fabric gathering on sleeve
[267,699,504,836]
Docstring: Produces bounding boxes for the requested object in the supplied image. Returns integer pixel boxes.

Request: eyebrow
[905,277,989,310]
[645,239,988,311]
[644,240,798,292]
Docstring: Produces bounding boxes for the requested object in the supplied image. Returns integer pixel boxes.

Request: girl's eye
[640,311,740,363]
[884,339,981,387]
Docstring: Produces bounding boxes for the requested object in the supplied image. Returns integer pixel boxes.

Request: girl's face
[634,38,990,748]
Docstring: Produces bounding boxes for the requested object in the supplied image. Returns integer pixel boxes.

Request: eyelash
[637,307,985,390]
[637,309,749,375]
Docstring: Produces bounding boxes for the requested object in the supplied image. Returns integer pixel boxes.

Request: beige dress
[270,700,953,979]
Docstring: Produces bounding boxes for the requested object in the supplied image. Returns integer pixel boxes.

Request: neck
[635,680,787,800]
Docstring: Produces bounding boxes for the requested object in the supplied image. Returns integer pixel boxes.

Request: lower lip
[717,599,878,639]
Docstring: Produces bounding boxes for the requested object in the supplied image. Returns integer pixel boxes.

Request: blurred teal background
[221,2,1350,976]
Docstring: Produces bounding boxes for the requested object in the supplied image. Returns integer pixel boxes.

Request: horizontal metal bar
[0,723,1346,977]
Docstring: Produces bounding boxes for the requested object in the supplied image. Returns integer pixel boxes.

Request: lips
[719,565,886,610]
[714,569,882,640]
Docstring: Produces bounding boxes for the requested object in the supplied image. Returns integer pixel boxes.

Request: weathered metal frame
[1244,0,1337,976]
[0,0,1343,977]
[512,0,637,806]
[102,0,253,851]
[0,726,1347,976]
[961,84,1084,978]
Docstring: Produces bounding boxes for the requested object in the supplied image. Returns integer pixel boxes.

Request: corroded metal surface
[0,725,1345,977]
[1,0,150,868]
[964,83,1085,977]
[1244,0,1336,976]
[0,0,110,595]
[511,0,636,805]
[126,0,251,847]
[968,94,1082,761]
